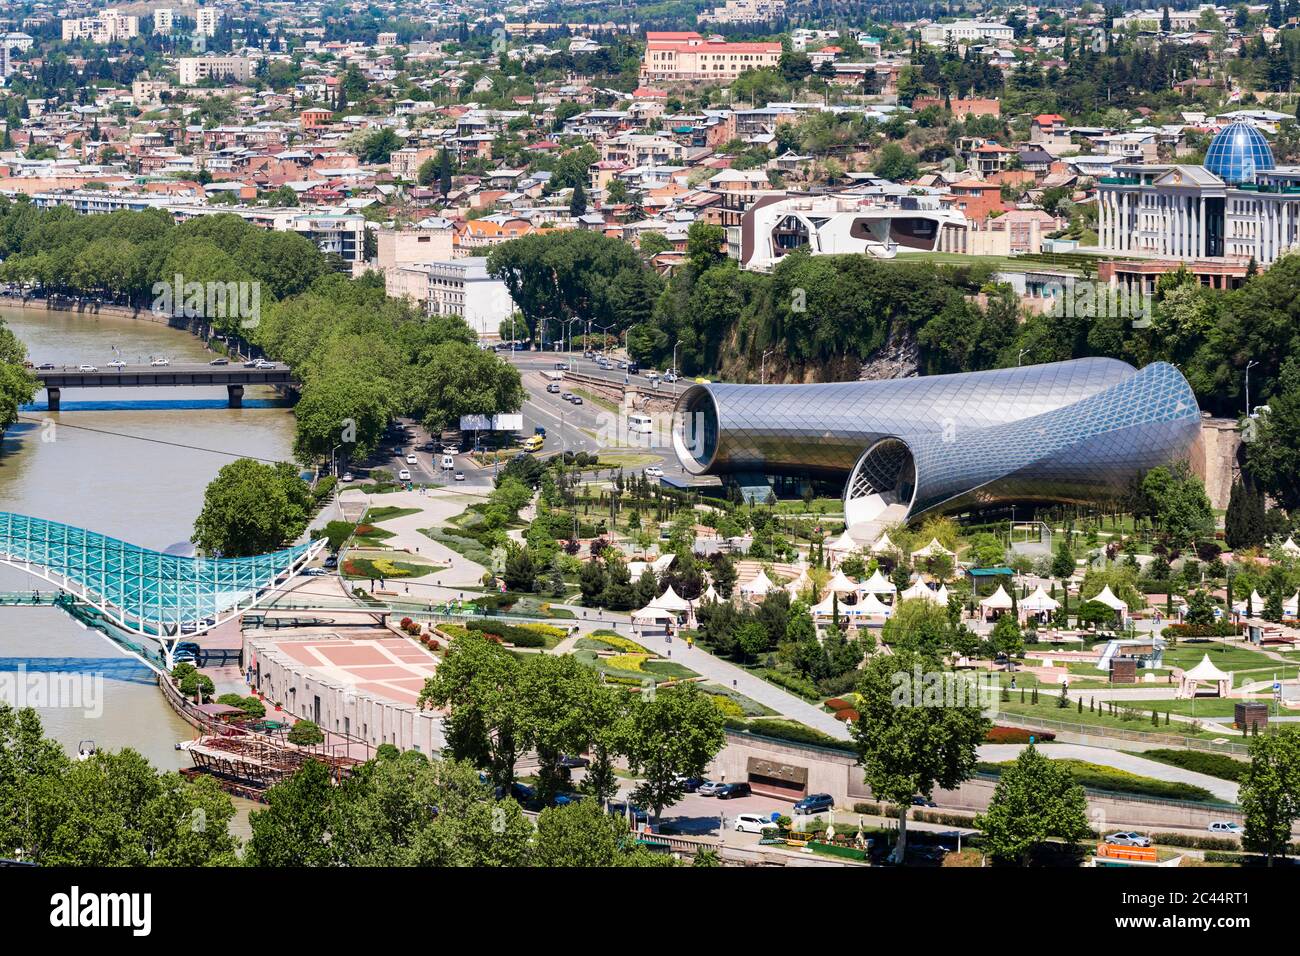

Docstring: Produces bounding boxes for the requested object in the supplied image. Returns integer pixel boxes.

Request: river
[0,304,295,809]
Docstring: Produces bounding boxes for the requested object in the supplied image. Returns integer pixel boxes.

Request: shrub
[179,671,215,701]
[1139,749,1248,783]
[711,694,746,718]
[762,669,820,700]
[1162,622,1243,639]
[833,708,860,722]
[977,758,1218,803]
[465,619,548,647]
[985,726,1056,744]
[728,717,858,753]
[287,720,325,746]
[825,697,852,711]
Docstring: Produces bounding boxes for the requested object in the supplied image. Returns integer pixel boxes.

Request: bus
[521,434,544,453]
[627,413,654,438]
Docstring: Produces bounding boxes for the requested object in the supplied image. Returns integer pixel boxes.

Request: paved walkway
[339,487,487,588]
[979,742,1240,803]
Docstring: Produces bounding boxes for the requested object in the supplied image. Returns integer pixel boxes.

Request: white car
[150,357,169,366]
[1208,821,1244,835]
[107,359,126,368]
[645,466,664,478]
[454,470,465,482]
[342,472,354,482]
[734,813,773,834]
[406,453,417,464]
[77,364,98,372]
[664,372,678,383]
[398,468,411,481]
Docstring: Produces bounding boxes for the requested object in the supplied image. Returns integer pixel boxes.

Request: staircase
[846,502,909,547]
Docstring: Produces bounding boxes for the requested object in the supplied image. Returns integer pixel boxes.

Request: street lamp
[760,348,775,385]
[1017,348,1030,366]
[1245,359,1259,419]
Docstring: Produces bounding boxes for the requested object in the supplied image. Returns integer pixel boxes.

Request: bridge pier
[227,384,244,409]
[46,386,60,412]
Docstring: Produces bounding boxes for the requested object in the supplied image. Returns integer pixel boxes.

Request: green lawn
[1127,697,1268,718]
[996,696,1240,741]
[363,506,422,523]
[1163,643,1296,687]
[572,648,698,684]
[978,758,1219,804]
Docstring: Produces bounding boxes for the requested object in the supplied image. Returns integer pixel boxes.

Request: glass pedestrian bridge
[0,512,323,639]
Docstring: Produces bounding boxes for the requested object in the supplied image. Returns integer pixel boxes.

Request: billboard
[460,413,524,431]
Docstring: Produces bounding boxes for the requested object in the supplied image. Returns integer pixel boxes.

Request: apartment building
[153,9,174,34]
[178,56,253,86]
[62,8,140,44]
[919,20,1015,46]
[641,31,782,82]
[390,147,438,182]
[698,0,786,24]
[196,7,220,37]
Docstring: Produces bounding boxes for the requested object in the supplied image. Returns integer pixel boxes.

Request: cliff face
[858,322,920,381]
[713,321,921,384]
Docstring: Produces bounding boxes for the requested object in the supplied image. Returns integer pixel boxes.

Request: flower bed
[985,726,1057,744]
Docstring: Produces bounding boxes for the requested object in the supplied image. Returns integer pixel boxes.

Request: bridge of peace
[34,362,297,410]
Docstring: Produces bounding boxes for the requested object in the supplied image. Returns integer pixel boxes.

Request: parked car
[734,813,773,834]
[243,360,259,367]
[911,796,937,808]
[150,357,170,366]
[342,472,354,482]
[716,782,752,800]
[323,554,338,569]
[1208,821,1244,835]
[300,567,329,577]
[1105,831,1152,847]
[558,754,590,769]
[677,776,705,793]
[696,780,726,797]
[608,801,649,824]
[36,362,55,370]
[793,793,835,815]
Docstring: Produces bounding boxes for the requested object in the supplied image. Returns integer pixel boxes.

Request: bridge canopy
[0,512,320,636]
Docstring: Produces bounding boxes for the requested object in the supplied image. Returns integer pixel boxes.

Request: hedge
[465,619,548,648]
[977,758,1218,803]
[1139,748,1249,783]
[985,726,1057,744]
[760,668,820,700]
[726,717,857,753]
[1161,622,1244,639]
[1150,832,1240,850]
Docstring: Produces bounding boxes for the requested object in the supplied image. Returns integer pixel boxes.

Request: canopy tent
[739,569,776,599]
[1088,585,1129,614]
[899,579,945,604]
[824,569,859,596]
[870,532,897,555]
[650,585,691,612]
[979,584,1013,620]
[1285,591,1299,618]
[631,605,674,627]
[912,538,956,560]
[698,584,720,604]
[1282,537,1300,556]
[810,591,843,618]
[1177,653,1232,699]
[1020,585,1061,613]
[1233,590,1268,614]
[859,569,897,595]
[853,592,892,619]
[825,530,859,564]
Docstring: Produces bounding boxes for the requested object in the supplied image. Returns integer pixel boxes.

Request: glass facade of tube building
[672,359,1202,526]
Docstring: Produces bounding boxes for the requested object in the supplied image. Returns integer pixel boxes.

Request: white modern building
[153,9,174,34]
[62,8,140,43]
[920,20,1015,46]
[388,257,517,338]
[178,55,253,86]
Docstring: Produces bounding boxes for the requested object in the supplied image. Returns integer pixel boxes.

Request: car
[150,357,170,366]
[616,360,627,370]
[243,360,259,367]
[342,472,354,482]
[627,363,640,375]
[1105,831,1152,847]
[171,649,198,665]
[644,466,664,478]
[569,395,583,405]
[547,382,561,393]
[406,453,417,464]
[208,357,229,366]
[77,364,98,372]
[454,471,465,481]
[715,782,752,800]
[36,363,55,370]
[554,362,569,371]
[1208,821,1244,835]
[676,775,705,793]
[664,372,678,383]
[793,793,835,815]
[734,813,773,834]
[560,391,573,401]
[696,780,726,797]
[911,796,938,808]
[608,801,649,825]
[442,444,460,455]
[398,468,411,481]
[557,754,590,769]
[552,792,587,806]
[254,359,275,368]
[300,567,329,577]
[107,359,126,368]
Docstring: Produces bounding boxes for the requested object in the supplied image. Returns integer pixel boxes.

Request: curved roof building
[672,359,1202,530]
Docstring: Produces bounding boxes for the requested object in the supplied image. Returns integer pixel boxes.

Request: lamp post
[1018,348,1030,366]
[1245,359,1259,419]
[761,348,775,385]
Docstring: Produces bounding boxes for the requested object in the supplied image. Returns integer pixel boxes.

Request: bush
[833,708,860,722]
[465,618,548,648]
[761,668,820,700]
[179,671,215,701]
[824,697,853,711]
[727,717,858,753]
[216,693,266,718]
[1150,832,1240,850]
[1139,749,1248,783]
[977,758,1218,803]
[287,720,325,746]
[1162,622,1243,639]
[985,726,1056,744]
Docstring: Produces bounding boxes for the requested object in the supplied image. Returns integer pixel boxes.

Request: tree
[851,648,990,859]
[191,458,312,556]
[518,654,599,805]
[579,686,630,805]
[1050,540,1075,580]
[1240,727,1300,865]
[735,619,769,664]
[1225,478,1267,550]
[355,128,403,164]
[245,759,335,866]
[976,745,1090,865]
[873,142,919,182]
[686,221,726,274]
[531,798,630,866]
[623,684,727,823]
[410,341,524,432]
[569,180,587,218]
[287,719,324,745]
[437,148,453,197]
[1139,464,1214,551]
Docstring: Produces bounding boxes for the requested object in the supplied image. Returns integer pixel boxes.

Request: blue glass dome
[1204,122,1275,184]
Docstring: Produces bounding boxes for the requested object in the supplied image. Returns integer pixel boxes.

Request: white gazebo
[853,591,892,621]
[1176,654,1232,699]
[825,568,860,597]
[630,605,674,634]
[912,537,956,561]
[870,532,897,555]
[811,590,844,619]
[739,569,776,601]
[859,569,897,598]
[826,530,859,566]
[698,584,720,605]
[979,584,1014,620]
[1086,585,1129,623]
[1285,591,1300,618]
[900,579,945,604]
[1019,585,1060,623]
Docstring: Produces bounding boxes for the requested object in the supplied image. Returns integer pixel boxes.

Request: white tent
[1020,585,1061,613]
[810,591,843,618]
[739,569,775,599]
[1285,591,1299,618]
[859,569,897,595]
[1177,653,1232,699]
[1282,537,1300,556]
[650,585,692,613]
[912,537,956,560]
[900,580,944,604]
[826,530,858,564]
[934,583,950,604]
[631,605,674,626]
[698,584,720,604]
[979,584,1014,618]
[1234,589,1267,613]
[870,532,896,555]
[1088,585,1129,611]
[825,568,859,595]
[855,592,892,618]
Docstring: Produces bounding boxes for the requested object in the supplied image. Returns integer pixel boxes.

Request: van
[522,435,544,452]
[441,453,455,469]
[628,413,653,435]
